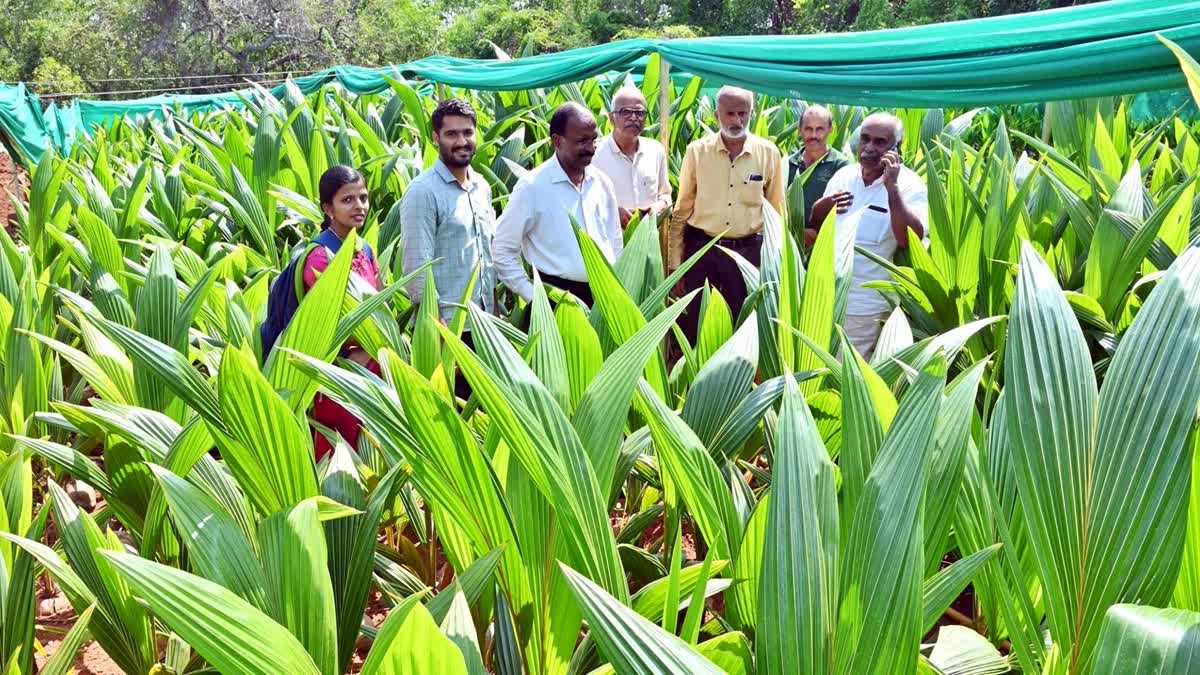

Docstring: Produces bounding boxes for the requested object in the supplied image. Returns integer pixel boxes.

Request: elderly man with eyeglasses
[591,87,672,228]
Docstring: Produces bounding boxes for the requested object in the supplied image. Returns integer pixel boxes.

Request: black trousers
[541,273,593,307]
[680,225,762,343]
[454,330,474,402]
[410,303,476,402]
[516,273,593,333]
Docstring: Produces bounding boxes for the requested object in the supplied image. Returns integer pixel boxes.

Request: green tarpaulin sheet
[0,83,54,166]
[2,0,1199,166]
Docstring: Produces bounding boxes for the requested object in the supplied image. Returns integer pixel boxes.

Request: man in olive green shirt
[788,105,849,243]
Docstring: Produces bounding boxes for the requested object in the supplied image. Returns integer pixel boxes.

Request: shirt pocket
[639,173,656,199]
[587,196,610,233]
[737,179,765,206]
[473,197,497,240]
[855,204,892,246]
[446,202,471,258]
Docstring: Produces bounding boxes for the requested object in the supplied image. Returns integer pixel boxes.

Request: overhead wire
[17,68,323,86]
[40,77,294,100]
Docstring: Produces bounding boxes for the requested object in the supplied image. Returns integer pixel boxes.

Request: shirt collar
[605,134,640,159]
[711,131,756,156]
[547,154,594,186]
[856,164,888,188]
[434,158,476,188]
[797,147,835,168]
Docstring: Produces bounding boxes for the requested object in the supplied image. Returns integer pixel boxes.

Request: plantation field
[3,44,1200,675]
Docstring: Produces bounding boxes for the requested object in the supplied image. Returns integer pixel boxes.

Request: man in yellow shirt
[670,85,785,339]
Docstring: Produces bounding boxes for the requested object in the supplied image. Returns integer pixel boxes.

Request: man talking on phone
[809,112,927,359]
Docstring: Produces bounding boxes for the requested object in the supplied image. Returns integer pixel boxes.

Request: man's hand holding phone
[881,150,902,189]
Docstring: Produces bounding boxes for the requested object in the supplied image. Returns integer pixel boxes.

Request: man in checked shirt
[401,98,497,396]
[401,98,498,323]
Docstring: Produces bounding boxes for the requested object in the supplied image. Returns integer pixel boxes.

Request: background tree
[0,0,1107,98]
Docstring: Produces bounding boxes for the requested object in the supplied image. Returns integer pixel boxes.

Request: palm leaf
[1092,604,1200,675]
[360,597,467,675]
[757,375,838,675]
[558,563,724,675]
[149,464,269,611]
[634,380,742,563]
[258,498,340,675]
[1007,244,1200,672]
[101,551,322,675]
[836,357,946,675]
[217,345,319,514]
[38,604,96,675]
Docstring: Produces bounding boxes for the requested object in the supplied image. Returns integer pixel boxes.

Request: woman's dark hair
[432,98,476,133]
[318,165,366,229]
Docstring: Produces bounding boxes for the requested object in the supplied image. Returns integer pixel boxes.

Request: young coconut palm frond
[1,40,1200,675]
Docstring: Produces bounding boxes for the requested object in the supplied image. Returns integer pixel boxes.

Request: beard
[721,126,747,140]
[441,145,475,168]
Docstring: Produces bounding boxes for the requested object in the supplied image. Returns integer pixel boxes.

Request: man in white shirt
[492,102,623,307]
[591,87,671,227]
[812,112,928,359]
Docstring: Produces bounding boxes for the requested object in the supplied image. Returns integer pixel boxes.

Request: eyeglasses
[615,108,648,119]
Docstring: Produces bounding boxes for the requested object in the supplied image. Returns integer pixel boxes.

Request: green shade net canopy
[2,0,1198,166]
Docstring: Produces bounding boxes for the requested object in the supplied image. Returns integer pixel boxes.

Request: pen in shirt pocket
[744,174,764,184]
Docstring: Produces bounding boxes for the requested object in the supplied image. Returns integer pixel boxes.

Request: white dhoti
[844,311,889,361]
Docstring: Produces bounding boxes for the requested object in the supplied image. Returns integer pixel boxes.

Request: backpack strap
[293,242,323,300]
[293,230,371,299]
[314,228,344,251]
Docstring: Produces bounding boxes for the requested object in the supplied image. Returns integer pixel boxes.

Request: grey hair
[801,104,833,127]
[612,86,646,108]
[862,112,904,143]
[716,85,755,107]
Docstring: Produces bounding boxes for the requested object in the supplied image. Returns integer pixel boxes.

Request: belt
[686,225,762,247]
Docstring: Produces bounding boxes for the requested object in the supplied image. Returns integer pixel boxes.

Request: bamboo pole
[658,55,671,267]
[658,56,670,149]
